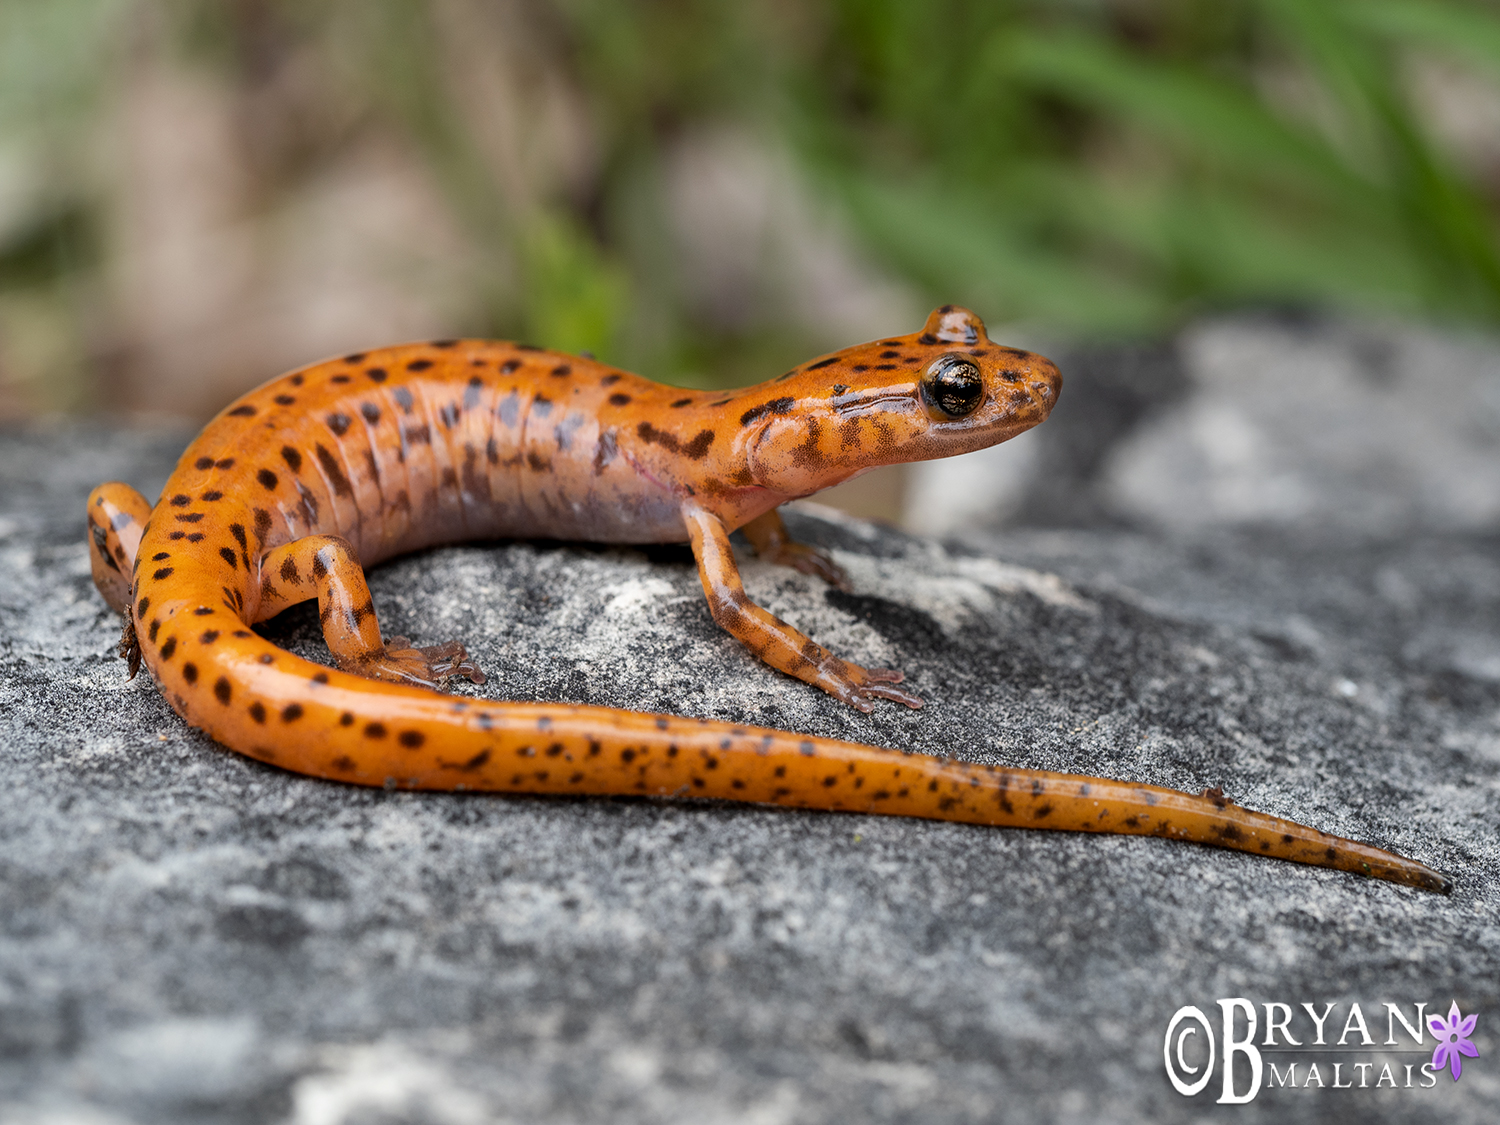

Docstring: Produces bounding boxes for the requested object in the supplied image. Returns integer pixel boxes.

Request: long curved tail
[163,628,1451,894]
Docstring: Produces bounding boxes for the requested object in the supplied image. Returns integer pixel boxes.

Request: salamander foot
[764,541,851,590]
[342,636,487,690]
[828,663,924,713]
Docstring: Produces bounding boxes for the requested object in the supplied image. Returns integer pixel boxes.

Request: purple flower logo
[1429,1001,1479,1081]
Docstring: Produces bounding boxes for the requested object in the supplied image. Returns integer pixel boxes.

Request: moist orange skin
[86,306,1451,893]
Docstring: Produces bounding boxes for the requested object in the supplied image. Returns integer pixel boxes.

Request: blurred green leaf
[522,216,629,360]
[1351,0,1500,77]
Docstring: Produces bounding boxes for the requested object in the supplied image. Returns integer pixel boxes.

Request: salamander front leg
[739,508,850,591]
[684,502,922,712]
[255,535,486,689]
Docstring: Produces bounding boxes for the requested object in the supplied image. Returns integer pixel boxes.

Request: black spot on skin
[439,402,460,428]
[880,350,899,358]
[526,450,551,472]
[280,557,299,582]
[592,430,618,474]
[683,430,714,459]
[219,547,238,569]
[213,677,232,704]
[326,413,351,436]
[740,397,795,426]
[670,397,693,408]
[153,566,174,580]
[170,494,191,507]
[201,490,223,501]
[257,469,278,491]
[853,364,869,372]
[331,374,349,384]
[331,755,356,772]
[364,722,387,738]
[195,456,214,470]
[1282,833,1295,843]
[187,532,204,540]
[807,357,838,370]
[398,730,425,748]
[407,359,433,372]
[168,531,184,540]
[259,653,273,664]
[152,551,170,561]
[253,508,272,542]
[249,701,266,723]
[200,629,220,644]
[403,423,431,444]
[274,394,295,406]
[228,405,256,417]
[344,352,365,363]
[315,444,354,497]
[432,339,458,348]
[550,364,571,377]
[609,393,631,407]
[500,359,521,374]
[148,620,161,642]
[160,637,176,659]
[485,437,499,465]
[282,704,304,722]
[918,333,939,345]
[636,421,679,453]
[339,712,354,726]
[361,403,381,424]
[367,367,387,382]
[137,597,151,617]
[1325,847,1338,862]
[876,364,897,371]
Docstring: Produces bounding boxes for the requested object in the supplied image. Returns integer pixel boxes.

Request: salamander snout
[1027,355,1062,412]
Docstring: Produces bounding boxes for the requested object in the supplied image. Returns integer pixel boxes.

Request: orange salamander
[86,305,1451,893]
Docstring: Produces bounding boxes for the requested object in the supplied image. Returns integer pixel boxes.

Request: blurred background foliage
[3,0,1500,419]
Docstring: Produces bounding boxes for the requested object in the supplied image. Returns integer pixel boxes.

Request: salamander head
[743,306,1061,497]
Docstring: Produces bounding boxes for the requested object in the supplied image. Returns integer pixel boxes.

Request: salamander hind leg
[87,482,153,615]
[685,502,922,712]
[255,535,486,689]
[739,508,850,590]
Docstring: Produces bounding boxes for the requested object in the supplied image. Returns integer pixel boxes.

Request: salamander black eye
[921,354,983,418]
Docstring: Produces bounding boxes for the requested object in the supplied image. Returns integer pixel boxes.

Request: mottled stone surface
[1,404,1497,1124]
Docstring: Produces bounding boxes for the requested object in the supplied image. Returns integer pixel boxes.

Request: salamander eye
[921,354,984,418]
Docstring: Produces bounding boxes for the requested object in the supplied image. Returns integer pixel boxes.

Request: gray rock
[1,419,1496,1124]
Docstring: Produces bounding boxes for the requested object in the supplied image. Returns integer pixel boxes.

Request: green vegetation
[3,0,1500,410]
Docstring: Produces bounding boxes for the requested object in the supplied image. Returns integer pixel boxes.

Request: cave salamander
[85,305,1450,892]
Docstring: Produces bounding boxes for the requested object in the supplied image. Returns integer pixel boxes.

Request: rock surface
[1,395,1498,1123]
